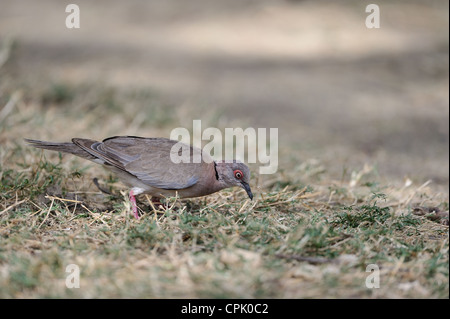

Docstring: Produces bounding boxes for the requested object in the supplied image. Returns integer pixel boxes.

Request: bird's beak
[241,182,253,200]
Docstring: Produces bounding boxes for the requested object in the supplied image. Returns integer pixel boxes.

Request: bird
[25,136,253,219]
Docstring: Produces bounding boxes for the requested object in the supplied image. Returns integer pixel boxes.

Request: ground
[0,0,448,298]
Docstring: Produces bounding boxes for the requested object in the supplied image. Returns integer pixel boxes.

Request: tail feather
[24,138,99,161]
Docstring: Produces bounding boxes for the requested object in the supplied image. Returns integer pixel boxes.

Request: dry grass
[0,1,448,297]
[0,79,448,298]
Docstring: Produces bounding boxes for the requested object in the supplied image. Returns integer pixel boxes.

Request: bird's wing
[73,136,212,190]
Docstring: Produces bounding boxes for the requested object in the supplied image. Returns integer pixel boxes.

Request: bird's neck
[211,161,234,191]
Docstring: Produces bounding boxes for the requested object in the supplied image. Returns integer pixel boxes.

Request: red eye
[234,170,243,179]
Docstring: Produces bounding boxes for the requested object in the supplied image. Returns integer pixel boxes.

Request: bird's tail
[24,138,97,161]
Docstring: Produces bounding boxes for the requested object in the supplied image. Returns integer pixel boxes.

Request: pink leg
[129,190,140,219]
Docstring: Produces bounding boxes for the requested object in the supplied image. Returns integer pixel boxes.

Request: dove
[25,136,253,218]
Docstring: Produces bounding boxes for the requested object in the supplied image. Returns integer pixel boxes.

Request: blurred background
[0,0,448,191]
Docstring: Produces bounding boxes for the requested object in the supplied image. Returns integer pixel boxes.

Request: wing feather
[73,136,211,190]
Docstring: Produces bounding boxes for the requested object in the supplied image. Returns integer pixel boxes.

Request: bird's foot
[129,190,140,219]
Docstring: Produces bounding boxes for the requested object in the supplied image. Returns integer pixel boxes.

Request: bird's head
[215,160,253,200]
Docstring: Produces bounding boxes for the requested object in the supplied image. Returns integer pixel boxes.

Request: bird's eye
[234,170,243,179]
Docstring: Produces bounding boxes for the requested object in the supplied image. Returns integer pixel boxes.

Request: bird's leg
[129,190,140,219]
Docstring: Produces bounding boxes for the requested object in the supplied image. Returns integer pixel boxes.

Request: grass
[0,145,448,298]
[0,55,448,298]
